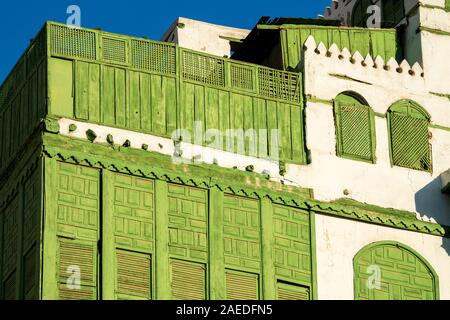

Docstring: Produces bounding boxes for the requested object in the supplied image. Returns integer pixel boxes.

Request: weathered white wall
[419,6,450,94]
[315,213,450,300]
[161,17,249,57]
[294,36,450,226]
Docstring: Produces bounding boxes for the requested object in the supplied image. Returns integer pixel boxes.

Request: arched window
[334,93,376,162]
[388,100,431,172]
[352,0,405,28]
[354,241,439,300]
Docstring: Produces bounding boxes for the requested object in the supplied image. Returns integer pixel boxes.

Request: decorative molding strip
[40,131,450,238]
[305,95,334,106]
[418,26,450,37]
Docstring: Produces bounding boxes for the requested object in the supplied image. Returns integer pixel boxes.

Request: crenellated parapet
[302,35,429,108]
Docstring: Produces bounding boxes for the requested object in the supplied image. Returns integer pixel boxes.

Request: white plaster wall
[58,118,282,180]
[418,7,450,94]
[315,213,450,300]
[161,17,249,57]
[296,37,450,226]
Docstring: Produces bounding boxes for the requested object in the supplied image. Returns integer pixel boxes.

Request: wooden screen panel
[277,282,310,300]
[116,250,152,300]
[226,270,259,300]
[170,259,206,300]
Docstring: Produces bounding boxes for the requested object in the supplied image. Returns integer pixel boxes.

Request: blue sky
[0,0,330,83]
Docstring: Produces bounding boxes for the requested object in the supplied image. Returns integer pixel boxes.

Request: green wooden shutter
[226,270,259,300]
[170,259,206,300]
[391,114,431,171]
[335,95,375,162]
[116,250,151,300]
[3,271,16,300]
[389,101,431,172]
[277,282,310,300]
[23,245,38,300]
[58,238,97,300]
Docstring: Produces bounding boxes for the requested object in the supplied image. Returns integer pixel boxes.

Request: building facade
[0,0,450,300]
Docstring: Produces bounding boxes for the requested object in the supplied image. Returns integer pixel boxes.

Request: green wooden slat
[243,95,254,156]
[261,198,276,300]
[101,65,115,125]
[230,93,245,154]
[155,180,170,300]
[183,82,195,136]
[205,87,219,134]
[290,105,303,162]
[165,78,177,135]
[88,63,100,122]
[3,106,11,166]
[384,31,397,61]
[115,68,126,128]
[218,90,230,151]
[255,98,268,158]
[48,58,73,118]
[208,188,225,300]
[139,73,152,132]
[278,102,292,161]
[194,84,205,130]
[38,61,47,120]
[266,100,278,161]
[129,70,141,130]
[151,75,166,135]
[75,61,90,120]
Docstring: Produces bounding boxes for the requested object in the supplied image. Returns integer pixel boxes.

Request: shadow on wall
[443,235,450,258]
[415,176,450,227]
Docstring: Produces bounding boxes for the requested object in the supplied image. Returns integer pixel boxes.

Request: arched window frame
[387,100,432,172]
[334,93,376,163]
[353,241,440,300]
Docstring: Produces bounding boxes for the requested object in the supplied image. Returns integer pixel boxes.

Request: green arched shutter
[334,94,376,162]
[389,101,431,172]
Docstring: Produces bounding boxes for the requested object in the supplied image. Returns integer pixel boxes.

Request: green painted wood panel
[168,184,208,262]
[280,26,400,70]
[1,58,47,173]
[273,205,311,285]
[223,195,261,272]
[2,195,19,300]
[354,242,438,300]
[50,162,100,300]
[0,160,42,301]
[334,94,376,163]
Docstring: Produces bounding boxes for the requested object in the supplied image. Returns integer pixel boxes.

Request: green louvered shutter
[23,245,38,300]
[171,259,206,300]
[335,95,375,162]
[116,250,151,300]
[226,270,259,300]
[277,282,310,300]
[389,102,431,172]
[3,271,16,300]
[58,238,97,300]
